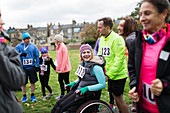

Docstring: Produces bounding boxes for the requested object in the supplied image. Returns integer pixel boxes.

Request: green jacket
[98,31,128,80]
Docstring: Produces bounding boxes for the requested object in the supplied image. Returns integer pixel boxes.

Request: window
[74,28,80,32]
[68,29,71,33]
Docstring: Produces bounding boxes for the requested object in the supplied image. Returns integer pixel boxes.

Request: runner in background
[15,31,39,103]
[128,0,170,112]
[97,17,128,113]
[54,33,71,100]
[39,47,56,101]
[94,37,115,111]
[117,16,138,112]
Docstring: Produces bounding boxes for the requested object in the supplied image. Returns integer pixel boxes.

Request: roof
[36,27,47,31]
[60,23,84,29]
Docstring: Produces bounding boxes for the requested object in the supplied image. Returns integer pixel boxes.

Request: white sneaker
[43,96,46,101]
[55,95,64,100]
[46,92,54,98]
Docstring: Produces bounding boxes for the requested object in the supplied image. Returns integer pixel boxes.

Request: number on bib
[75,65,85,78]
[142,81,155,105]
[40,65,47,71]
[23,59,33,65]
[101,47,110,57]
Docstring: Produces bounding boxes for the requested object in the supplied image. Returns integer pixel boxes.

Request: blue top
[15,42,39,69]
[94,38,101,56]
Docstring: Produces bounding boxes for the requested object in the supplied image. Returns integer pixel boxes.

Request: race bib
[142,81,155,105]
[159,50,169,61]
[101,47,111,57]
[40,65,47,71]
[75,65,85,78]
[23,59,33,65]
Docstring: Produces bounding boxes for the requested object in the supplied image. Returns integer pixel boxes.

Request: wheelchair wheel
[76,99,113,113]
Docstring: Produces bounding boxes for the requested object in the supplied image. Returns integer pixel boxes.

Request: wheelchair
[63,99,113,113]
[61,85,113,113]
[76,99,113,113]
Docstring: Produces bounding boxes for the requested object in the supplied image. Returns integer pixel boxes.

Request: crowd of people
[0,0,169,112]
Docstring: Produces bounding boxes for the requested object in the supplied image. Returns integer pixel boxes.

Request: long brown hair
[122,17,138,37]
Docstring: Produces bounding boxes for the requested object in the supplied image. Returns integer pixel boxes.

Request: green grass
[15,50,132,113]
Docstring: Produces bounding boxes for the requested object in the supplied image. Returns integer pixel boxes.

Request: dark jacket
[77,55,106,90]
[125,32,136,51]
[0,42,26,113]
[128,24,170,113]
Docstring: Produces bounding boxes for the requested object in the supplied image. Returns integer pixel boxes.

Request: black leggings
[58,72,70,95]
[51,90,101,113]
[39,74,52,96]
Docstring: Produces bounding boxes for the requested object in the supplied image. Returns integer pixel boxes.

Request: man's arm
[34,46,40,67]
[15,44,22,56]
[106,37,127,79]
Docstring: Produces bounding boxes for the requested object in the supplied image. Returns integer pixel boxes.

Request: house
[7,20,95,50]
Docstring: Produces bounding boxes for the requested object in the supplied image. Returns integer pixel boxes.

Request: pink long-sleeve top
[56,43,71,73]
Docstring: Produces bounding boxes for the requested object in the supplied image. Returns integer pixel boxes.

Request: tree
[130,2,142,20]
[81,22,100,41]
[130,1,143,30]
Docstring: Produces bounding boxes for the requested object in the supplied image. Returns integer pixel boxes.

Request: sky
[1,0,140,29]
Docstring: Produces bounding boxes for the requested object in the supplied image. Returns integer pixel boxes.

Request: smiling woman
[80,44,93,61]
[51,44,106,113]
[128,0,170,112]
[139,0,169,34]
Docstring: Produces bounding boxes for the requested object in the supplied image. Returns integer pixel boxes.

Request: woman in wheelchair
[51,44,106,113]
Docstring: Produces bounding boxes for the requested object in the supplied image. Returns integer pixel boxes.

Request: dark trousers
[51,90,101,113]
[39,74,52,96]
[58,72,70,95]
[109,91,114,104]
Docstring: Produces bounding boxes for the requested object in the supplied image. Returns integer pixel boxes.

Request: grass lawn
[15,50,132,113]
